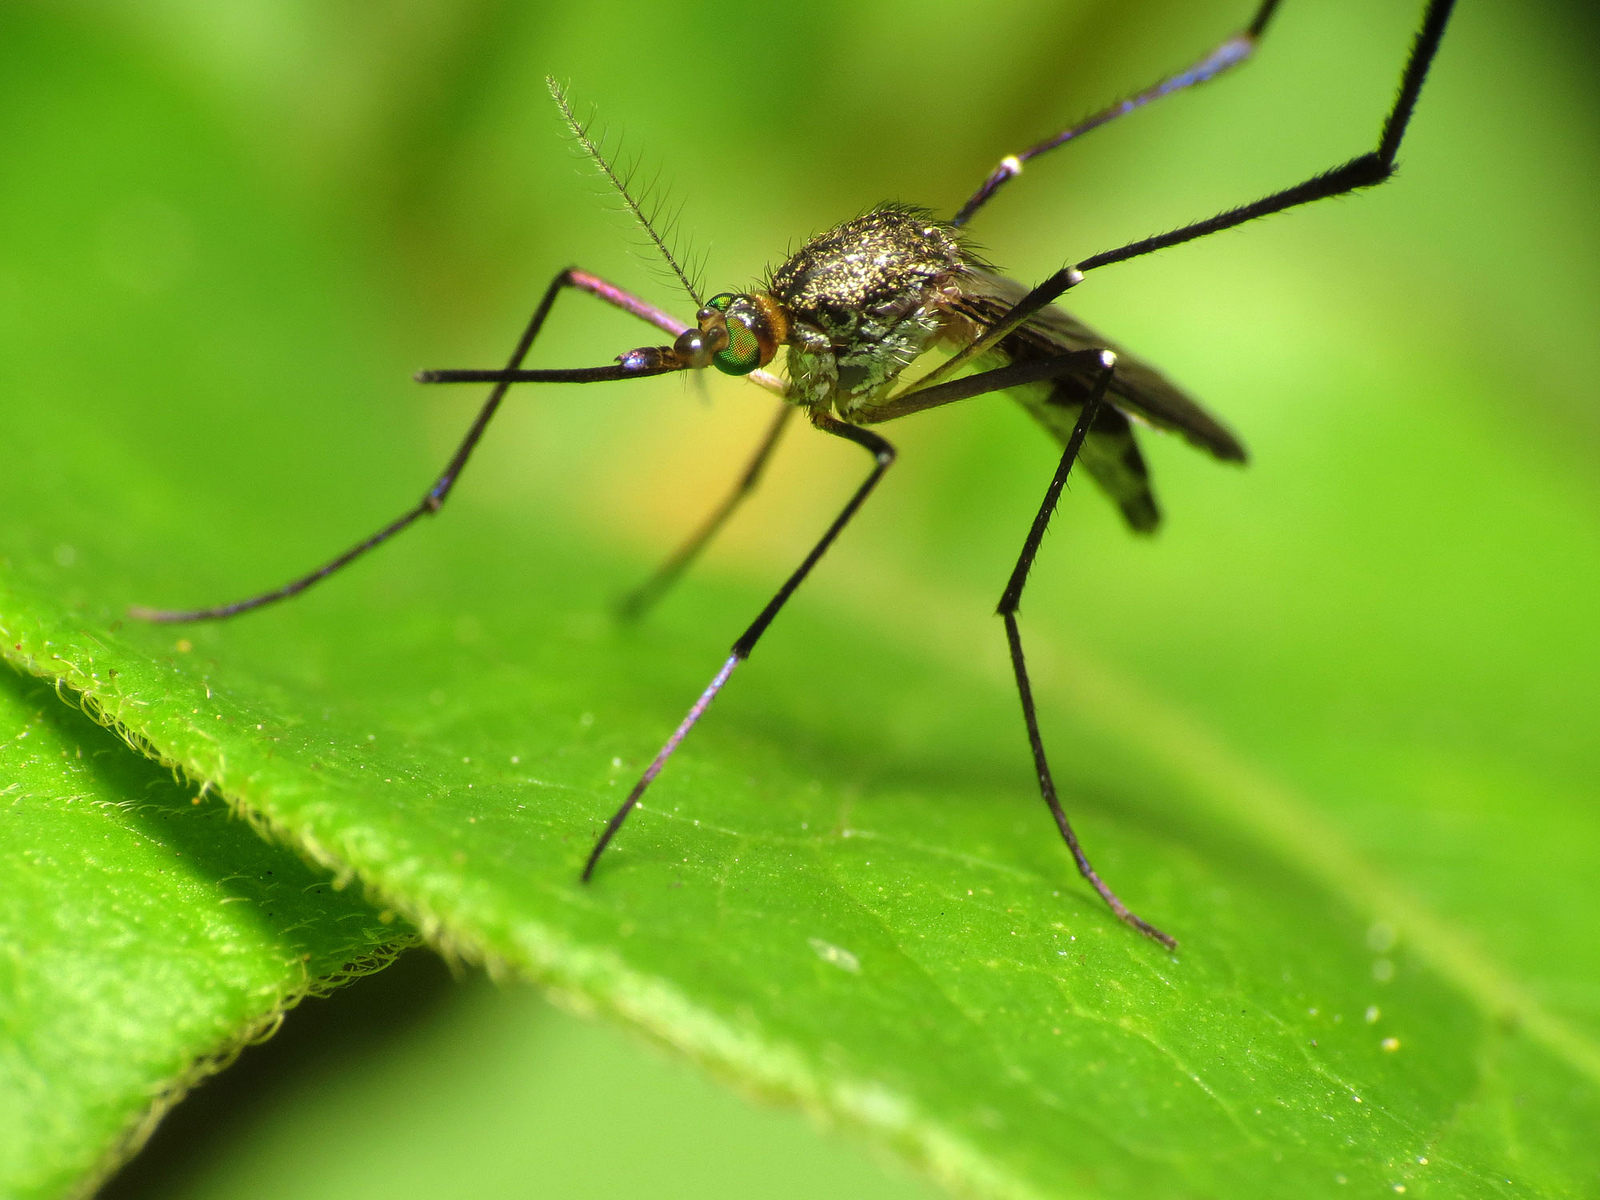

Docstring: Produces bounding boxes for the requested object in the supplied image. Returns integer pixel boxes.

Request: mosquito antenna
[548,77,704,307]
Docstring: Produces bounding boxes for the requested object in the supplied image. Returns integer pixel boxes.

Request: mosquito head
[672,292,790,376]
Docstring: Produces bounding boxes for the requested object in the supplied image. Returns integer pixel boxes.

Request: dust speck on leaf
[808,937,860,974]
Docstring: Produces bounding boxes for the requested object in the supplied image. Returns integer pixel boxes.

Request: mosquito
[133,0,1457,948]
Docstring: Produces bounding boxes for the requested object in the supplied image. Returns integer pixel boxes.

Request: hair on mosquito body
[132,0,1459,951]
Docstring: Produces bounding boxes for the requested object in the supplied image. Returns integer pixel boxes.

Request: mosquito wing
[940,270,1244,532]
[960,270,1247,462]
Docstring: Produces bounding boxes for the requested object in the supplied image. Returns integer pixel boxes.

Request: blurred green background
[4,0,1599,1196]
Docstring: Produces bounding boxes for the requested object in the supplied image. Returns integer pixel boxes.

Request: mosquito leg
[993,352,1176,949]
[857,339,1106,425]
[568,268,691,339]
[877,264,1090,407]
[953,0,1284,226]
[131,268,692,623]
[941,0,1454,371]
[1078,0,1455,273]
[582,414,895,882]
[594,348,1112,880]
[616,403,796,622]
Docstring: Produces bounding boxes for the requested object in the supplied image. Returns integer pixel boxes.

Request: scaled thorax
[667,205,973,418]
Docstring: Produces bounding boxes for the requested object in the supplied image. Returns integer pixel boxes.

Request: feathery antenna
[548,77,703,307]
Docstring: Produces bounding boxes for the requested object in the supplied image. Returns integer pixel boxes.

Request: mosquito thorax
[765,205,968,414]
[671,291,789,376]
[768,206,964,324]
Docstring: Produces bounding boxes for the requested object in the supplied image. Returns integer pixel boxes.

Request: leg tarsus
[582,652,743,882]
[952,0,1285,226]
[998,357,1176,949]
[1007,611,1176,950]
[583,415,894,881]
[131,267,685,623]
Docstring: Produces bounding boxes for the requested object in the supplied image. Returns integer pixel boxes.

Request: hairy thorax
[765,205,971,418]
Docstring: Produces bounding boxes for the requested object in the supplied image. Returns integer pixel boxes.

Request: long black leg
[996,352,1175,948]
[952,0,1454,360]
[859,334,1106,425]
[131,268,687,623]
[582,415,895,882]
[617,402,797,622]
[953,0,1284,226]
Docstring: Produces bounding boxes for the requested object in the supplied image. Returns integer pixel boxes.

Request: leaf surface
[0,665,403,1200]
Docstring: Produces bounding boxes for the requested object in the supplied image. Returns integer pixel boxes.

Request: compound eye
[712,312,762,376]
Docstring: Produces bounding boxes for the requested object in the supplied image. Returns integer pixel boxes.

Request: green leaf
[109,954,943,1200]
[0,665,405,1200]
[4,2,1598,1198]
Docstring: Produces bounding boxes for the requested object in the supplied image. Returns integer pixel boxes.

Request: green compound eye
[712,314,762,376]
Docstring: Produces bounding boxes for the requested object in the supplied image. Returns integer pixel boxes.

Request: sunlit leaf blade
[0,667,405,1200]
